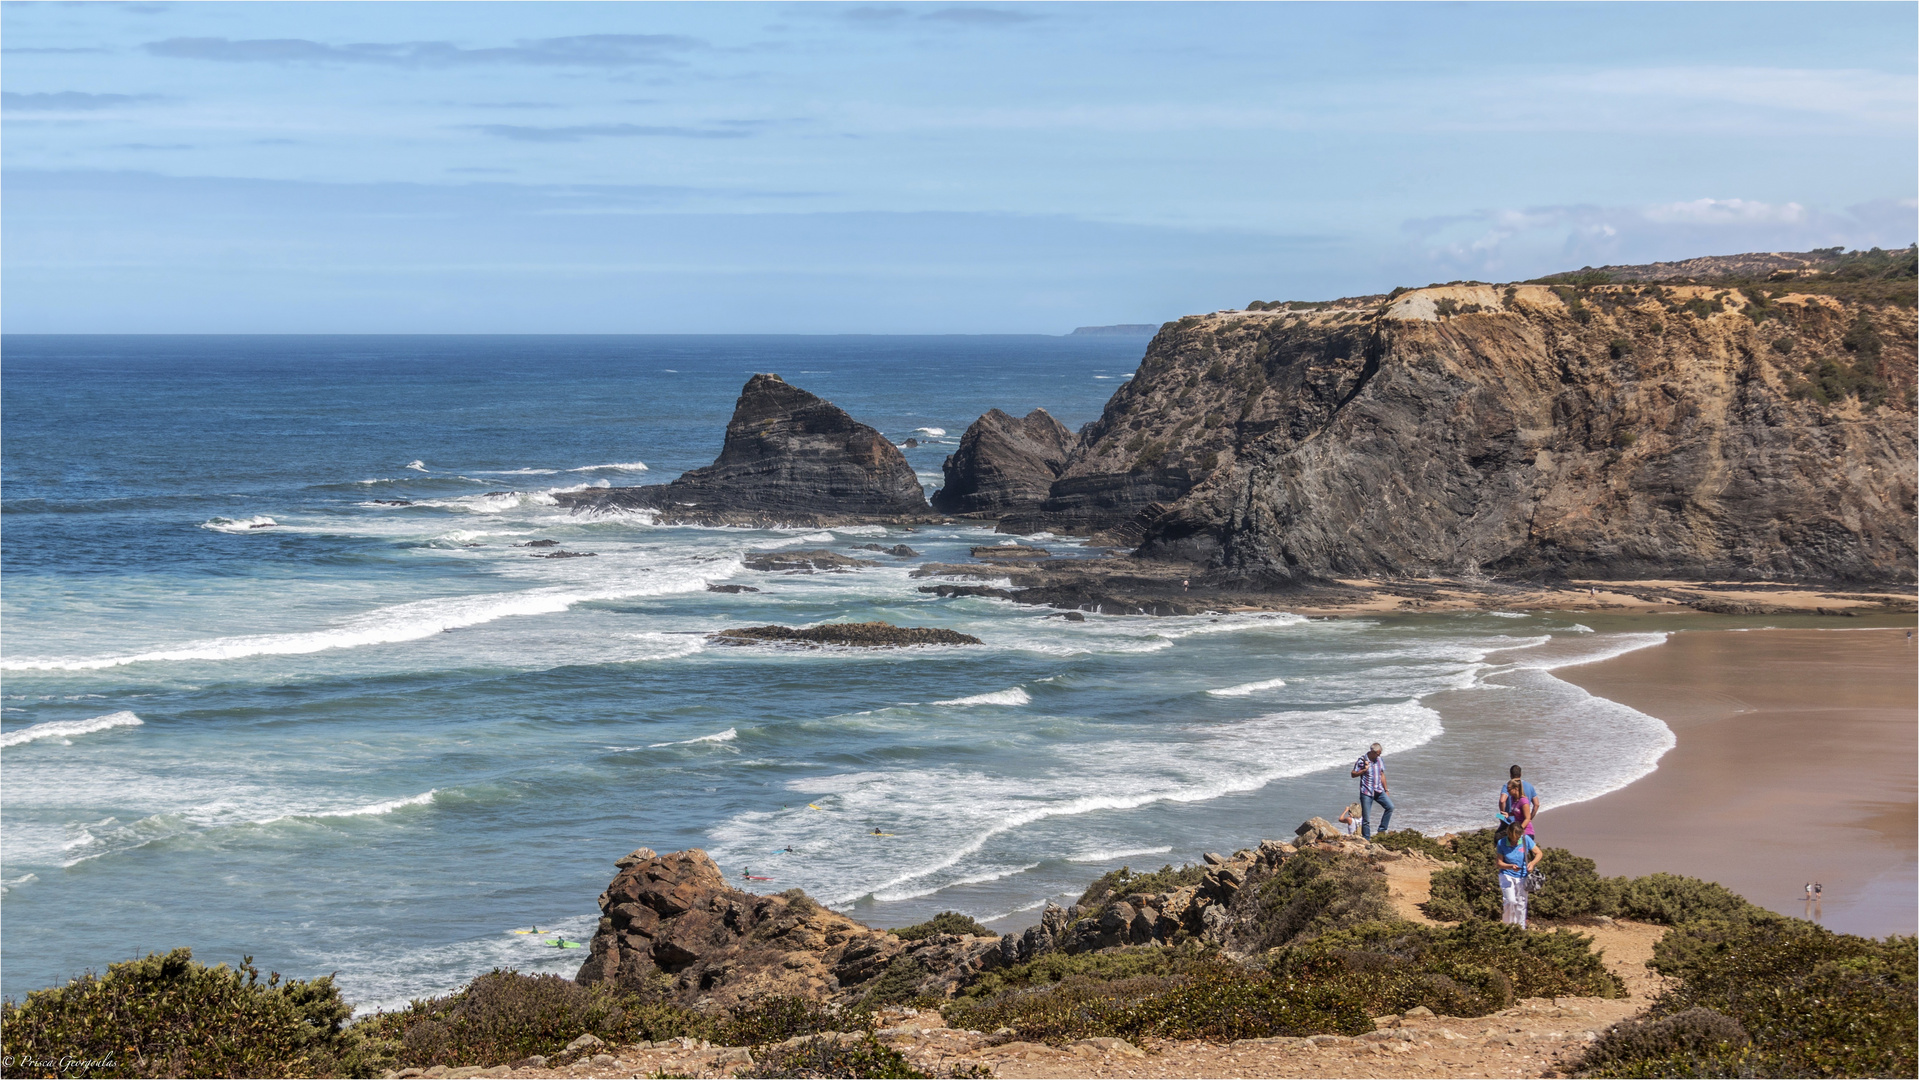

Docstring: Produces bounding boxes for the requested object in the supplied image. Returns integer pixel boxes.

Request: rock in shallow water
[708,621,982,647]
[932,407,1073,516]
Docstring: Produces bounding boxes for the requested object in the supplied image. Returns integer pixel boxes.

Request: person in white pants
[1494,817,1540,927]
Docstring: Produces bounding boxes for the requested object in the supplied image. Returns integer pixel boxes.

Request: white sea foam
[1,711,143,748]
[2,561,740,672]
[1066,846,1174,863]
[933,688,1030,707]
[405,460,429,471]
[0,873,39,894]
[1488,611,1528,618]
[1207,677,1287,697]
[913,427,946,436]
[269,790,438,823]
[649,728,739,748]
[200,516,279,533]
[873,862,1043,902]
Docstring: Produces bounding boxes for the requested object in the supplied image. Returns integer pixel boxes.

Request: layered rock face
[1054,285,1912,583]
[930,408,1074,516]
[575,847,1002,1008]
[562,374,929,523]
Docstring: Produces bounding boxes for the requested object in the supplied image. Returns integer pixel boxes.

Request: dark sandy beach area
[1545,625,1917,937]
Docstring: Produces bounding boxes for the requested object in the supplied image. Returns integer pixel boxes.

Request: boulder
[576,847,999,1009]
[1295,816,1344,845]
[932,409,1074,516]
[560,374,930,522]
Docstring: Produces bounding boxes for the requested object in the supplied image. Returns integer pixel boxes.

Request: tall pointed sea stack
[559,373,931,524]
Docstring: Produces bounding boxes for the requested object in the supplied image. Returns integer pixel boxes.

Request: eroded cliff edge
[1024,280,1916,585]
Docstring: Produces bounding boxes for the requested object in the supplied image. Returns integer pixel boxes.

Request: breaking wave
[1,711,144,748]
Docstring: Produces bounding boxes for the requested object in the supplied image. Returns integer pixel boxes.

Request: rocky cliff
[561,374,931,524]
[574,847,1003,1008]
[930,408,1073,516]
[1024,275,1915,584]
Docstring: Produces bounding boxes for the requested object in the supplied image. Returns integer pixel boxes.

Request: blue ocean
[0,335,1673,1010]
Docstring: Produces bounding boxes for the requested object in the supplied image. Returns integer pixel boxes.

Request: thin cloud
[2,91,162,111]
[471,122,759,143]
[2,46,113,55]
[142,34,705,68]
[922,7,1040,25]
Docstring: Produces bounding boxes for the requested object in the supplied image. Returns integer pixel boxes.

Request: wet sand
[1545,626,1917,937]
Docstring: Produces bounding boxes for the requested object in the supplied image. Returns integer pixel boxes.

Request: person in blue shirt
[1494,816,1540,927]
[1498,764,1540,836]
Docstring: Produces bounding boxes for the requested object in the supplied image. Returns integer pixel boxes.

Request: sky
[4,1,1915,333]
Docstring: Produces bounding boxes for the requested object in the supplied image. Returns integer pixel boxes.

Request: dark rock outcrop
[970,545,1049,560]
[853,543,920,557]
[743,550,878,573]
[931,408,1073,516]
[560,374,931,524]
[709,621,983,647]
[575,847,1002,1007]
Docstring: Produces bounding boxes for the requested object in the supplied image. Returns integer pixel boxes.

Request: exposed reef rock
[931,408,1073,516]
[575,848,1002,1008]
[559,374,933,525]
[709,621,983,647]
[970,544,1050,560]
[742,550,878,573]
[853,543,920,557]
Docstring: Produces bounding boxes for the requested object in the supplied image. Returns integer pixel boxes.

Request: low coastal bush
[0,948,382,1079]
[1616,872,1757,927]
[1574,1006,1751,1077]
[361,970,712,1069]
[944,961,1371,1045]
[956,945,1192,1000]
[1298,919,1623,1006]
[1579,919,1916,1078]
[1371,828,1454,861]
[1424,828,1621,921]
[1075,862,1207,912]
[891,912,994,942]
[361,972,869,1069]
[1243,849,1393,949]
[737,1035,928,1079]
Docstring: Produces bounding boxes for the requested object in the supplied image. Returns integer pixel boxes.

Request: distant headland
[1068,323,1160,335]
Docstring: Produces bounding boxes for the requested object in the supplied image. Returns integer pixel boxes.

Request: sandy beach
[1543,625,1917,938]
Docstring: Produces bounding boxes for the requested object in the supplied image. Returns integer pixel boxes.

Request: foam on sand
[0,710,143,748]
[933,688,1030,707]
[1207,677,1287,697]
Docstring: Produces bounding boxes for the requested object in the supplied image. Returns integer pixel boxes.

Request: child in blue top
[1494,818,1539,928]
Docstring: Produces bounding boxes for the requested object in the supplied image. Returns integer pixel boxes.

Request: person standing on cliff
[1351,743,1392,838]
[1499,764,1540,836]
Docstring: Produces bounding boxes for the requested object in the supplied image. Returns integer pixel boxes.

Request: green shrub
[363,970,712,1069]
[1770,335,1795,354]
[1245,849,1393,949]
[957,946,1188,1001]
[737,1034,928,1079]
[1424,829,1622,922]
[1575,1006,1750,1077]
[0,948,383,1079]
[721,996,873,1048]
[1076,863,1207,910]
[1617,873,1757,927]
[944,962,1371,1045]
[891,912,994,942]
[1300,918,1622,1005]
[1608,338,1632,359]
[1372,829,1454,861]
[858,957,934,1008]
[1606,920,1917,1078]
